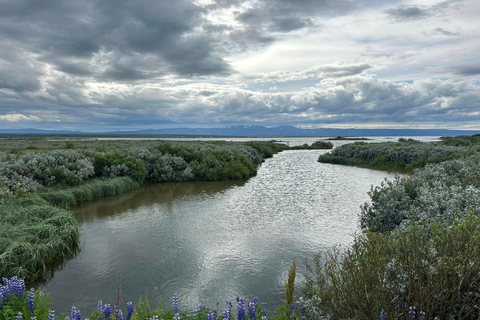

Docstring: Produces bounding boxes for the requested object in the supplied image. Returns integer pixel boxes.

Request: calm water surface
[41,148,398,314]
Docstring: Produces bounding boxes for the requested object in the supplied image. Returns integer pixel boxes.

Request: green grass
[38,176,141,208]
[0,196,79,279]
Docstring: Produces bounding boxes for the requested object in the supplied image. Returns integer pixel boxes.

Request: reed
[38,177,141,208]
[0,196,79,279]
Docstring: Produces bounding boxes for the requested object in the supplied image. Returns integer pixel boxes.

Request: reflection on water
[40,149,397,314]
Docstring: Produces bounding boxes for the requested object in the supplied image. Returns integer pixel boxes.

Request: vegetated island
[325,136,371,140]
[300,134,480,319]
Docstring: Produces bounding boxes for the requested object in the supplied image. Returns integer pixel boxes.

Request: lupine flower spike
[380,309,387,320]
[173,294,179,313]
[126,301,134,320]
[48,310,56,320]
[103,304,112,319]
[17,312,23,320]
[27,288,35,313]
[223,308,230,320]
[97,300,103,312]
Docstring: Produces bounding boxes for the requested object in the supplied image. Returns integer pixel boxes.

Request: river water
[39,138,424,315]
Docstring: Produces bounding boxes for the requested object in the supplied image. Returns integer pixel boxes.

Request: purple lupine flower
[27,288,35,313]
[2,279,11,301]
[117,309,124,320]
[223,308,230,320]
[290,304,295,311]
[199,305,206,311]
[248,302,256,319]
[380,309,387,320]
[48,310,56,320]
[174,313,181,320]
[17,312,23,320]
[408,307,416,320]
[70,306,81,320]
[226,301,233,309]
[31,317,37,320]
[173,294,179,313]
[126,302,134,320]
[9,277,25,297]
[261,317,267,320]
[0,291,3,308]
[64,317,70,320]
[208,311,215,320]
[419,311,426,320]
[300,307,305,316]
[97,300,103,313]
[237,297,245,320]
[104,304,112,319]
[253,297,259,304]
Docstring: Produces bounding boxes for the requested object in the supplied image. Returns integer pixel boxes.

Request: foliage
[361,154,480,232]
[301,214,480,320]
[285,259,296,319]
[318,140,479,173]
[0,197,79,279]
[289,141,333,150]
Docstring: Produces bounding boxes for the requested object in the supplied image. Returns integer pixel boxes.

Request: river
[39,138,429,315]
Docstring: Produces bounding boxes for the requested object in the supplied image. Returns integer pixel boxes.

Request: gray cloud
[385,6,431,22]
[385,0,465,22]
[423,27,461,36]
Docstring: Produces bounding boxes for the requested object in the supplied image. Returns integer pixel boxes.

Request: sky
[0,0,479,132]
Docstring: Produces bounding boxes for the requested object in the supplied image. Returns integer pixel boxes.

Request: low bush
[301,214,480,320]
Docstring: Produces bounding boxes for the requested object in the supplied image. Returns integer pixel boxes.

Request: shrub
[301,214,480,320]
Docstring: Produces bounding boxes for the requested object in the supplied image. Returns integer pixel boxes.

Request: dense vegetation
[318,137,480,173]
[301,135,480,319]
[0,139,289,280]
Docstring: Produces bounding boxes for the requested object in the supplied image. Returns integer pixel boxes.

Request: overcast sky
[0,0,479,131]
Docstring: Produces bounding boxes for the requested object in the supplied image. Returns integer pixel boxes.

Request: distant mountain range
[1,125,479,137]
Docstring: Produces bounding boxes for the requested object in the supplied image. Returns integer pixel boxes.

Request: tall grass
[38,177,141,208]
[0,196,79,279]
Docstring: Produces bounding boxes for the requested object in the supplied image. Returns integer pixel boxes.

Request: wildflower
[117,309,124,320]
[208,311,215,320]
[261,317,267,320]
[419,311,426,320]
[173,294,179,313]
[17,312,23,320]
[380,309,387,320]
[70,306,81,320]
[248,302,256,319]
[97,300,103,312]
[289,304,295,311]
[408,307,416,320]
[104,304,112,319]
[48,310,56,320]
[27,288,35,313]
[31,317,37,320]
[300,307,305,316]
[126,302,134,320]
[226,301,232,309]
[253,297,259,304]
[199,305,206,310]
[237,297,245,320]
[223,308,230,320]
[0,291,3,308]
[174,313,181,320]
